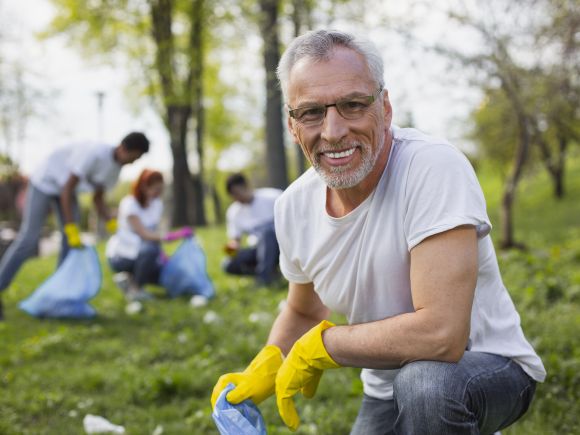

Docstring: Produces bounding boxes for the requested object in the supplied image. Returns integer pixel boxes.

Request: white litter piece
[203,310,219,324]
[152,425,164,435]
[125,301,143,315]
[83,414,125,434]
[248,312,271,324]
[190,295,209,307]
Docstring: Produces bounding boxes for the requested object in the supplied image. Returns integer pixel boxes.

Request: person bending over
[0,132,149,320]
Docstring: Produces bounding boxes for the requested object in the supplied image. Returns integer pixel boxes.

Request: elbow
[431,328,470,363]
[440,344,466,363]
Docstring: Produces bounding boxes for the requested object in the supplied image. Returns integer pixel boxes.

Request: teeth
[325,148,355,159]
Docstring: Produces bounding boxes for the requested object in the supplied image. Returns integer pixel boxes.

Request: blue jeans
[223,222,280,285]
[108,241,161,287]
[350,352,536,435]
[0,185,79,292]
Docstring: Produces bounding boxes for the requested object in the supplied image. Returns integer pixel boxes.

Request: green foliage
[469,87,518,173]
[0,160,578,433]
[0,154,20,181]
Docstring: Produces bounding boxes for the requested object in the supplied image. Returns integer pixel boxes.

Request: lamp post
[95,91,105,141]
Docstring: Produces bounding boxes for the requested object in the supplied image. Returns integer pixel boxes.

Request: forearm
[141,229,162,242]
[267,304,328,356]
[93,193,110,220]
[323,309,469,369]
[60,189,76,224]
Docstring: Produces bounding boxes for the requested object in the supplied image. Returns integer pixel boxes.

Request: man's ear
[381,89,393,125]
[287,113,300,144]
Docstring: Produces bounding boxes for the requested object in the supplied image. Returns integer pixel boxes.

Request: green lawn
[1,160,579,434]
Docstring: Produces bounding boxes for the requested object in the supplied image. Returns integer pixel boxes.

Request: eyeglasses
[288,88,383,126]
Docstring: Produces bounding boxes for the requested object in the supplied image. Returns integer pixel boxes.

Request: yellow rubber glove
[105,218,118,234]
[211,344,284,410]
[63,223,82,248]
[275,320,340,431]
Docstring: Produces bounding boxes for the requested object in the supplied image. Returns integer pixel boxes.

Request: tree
[48,0,210,226]
[527,0,580,198]
[289,0,314,177]
[258,0,288,189]
[418,0,578,248]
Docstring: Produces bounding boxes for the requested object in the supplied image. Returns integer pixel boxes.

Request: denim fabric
[350,351,536,435]
[108,240,161,286]
[223,222,279,285]
[0,185,79,291]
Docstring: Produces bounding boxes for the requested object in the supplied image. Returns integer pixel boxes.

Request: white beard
[313,131,385,190]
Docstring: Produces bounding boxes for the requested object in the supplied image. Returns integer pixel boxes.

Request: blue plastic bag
[159,237,215,298]
[19,247,101,318]
[212,384,267,435]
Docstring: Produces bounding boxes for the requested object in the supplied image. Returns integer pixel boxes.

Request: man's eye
[341,100,367,111]
[301,107,324,118]
[298,107,325,119]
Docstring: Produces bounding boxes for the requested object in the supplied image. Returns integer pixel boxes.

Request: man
[223,173,282,286]
[0,132,149,320]
[212,30,546,434]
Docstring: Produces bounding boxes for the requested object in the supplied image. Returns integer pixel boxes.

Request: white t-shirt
[274,126,546,400]
[226,188,283,240]
[31,144,122,195]
[106,196,163,260]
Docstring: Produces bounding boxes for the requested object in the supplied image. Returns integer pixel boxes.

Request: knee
[222,258,235,274]
[139,241,160,257]
[393,361,452,409]
[11,237,39,257]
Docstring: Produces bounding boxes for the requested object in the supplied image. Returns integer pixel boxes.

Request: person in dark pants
[106,169,166,301]
[0,132,149,320]
[212,30,545,434]
[223,173,282,286]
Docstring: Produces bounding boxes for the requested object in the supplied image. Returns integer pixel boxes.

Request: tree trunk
[167,105,193,227]
[500,113,530,250]
[554,135,567,198]
[291,0,308,177]
[189,0,207,226]
[259,0,288,189]
[210,183,223,224]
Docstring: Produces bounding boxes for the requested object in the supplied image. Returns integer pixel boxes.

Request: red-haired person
[106,169,166,301]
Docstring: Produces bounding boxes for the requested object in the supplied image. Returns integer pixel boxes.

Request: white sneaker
[112,272,131,294]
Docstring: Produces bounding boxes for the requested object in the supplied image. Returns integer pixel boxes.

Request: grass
[1,158,579,434]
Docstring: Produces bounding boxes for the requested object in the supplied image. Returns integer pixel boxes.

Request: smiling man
[212,30,545,434]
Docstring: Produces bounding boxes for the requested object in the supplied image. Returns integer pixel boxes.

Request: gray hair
[277,29,385,101]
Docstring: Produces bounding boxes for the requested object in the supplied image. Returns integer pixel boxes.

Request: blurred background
[1,0,575,245]
[0,0,578,433]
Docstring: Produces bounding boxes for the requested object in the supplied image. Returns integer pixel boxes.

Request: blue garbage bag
[19,247,101,318]
[159,237,215,299]
[212,383,267,435]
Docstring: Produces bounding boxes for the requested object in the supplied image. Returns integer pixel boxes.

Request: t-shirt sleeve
[69,147,99,181]
[403,144,491,251]
[226,205,241,240]
[124,197,142,217]
[274,196,311,284]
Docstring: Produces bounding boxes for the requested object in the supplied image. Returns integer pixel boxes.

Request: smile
[323,147,356,159]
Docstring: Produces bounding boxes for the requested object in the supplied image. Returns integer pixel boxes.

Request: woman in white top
[106,169,165,300]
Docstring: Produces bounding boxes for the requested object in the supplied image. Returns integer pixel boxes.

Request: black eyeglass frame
[288,88,384,125]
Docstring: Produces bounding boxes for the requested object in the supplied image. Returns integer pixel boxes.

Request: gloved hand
[63,223,83,248]
[163,227,193,242]
[275,320,340,431]
[211,344,284,410]
[105,218,117,233]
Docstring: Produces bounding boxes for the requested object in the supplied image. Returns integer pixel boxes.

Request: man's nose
[320,106,349,144]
